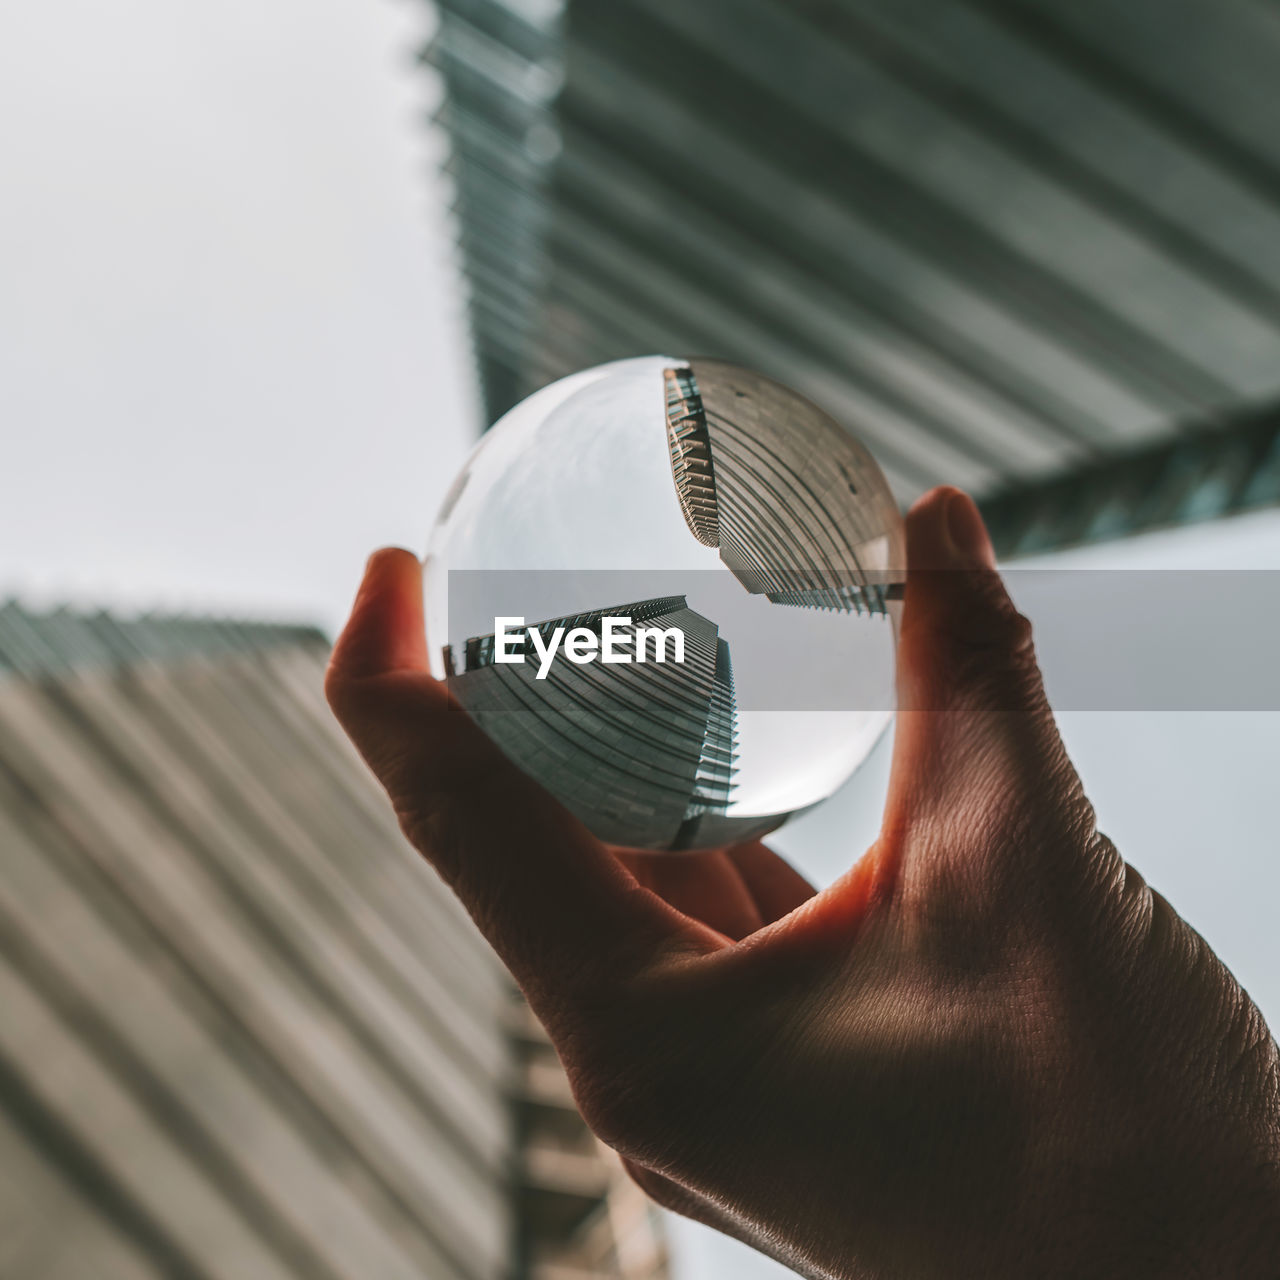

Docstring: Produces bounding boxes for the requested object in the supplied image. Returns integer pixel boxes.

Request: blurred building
[425,0,1280,555]
[0,601,669,1280]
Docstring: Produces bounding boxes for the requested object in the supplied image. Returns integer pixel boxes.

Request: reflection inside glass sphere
[425,356,905,851]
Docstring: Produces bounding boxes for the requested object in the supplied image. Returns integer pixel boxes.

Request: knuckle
[394,793,449,860]
[945,603,1041,710]
[393,780,495,899]
[1001,603,1035,657]
[322,661,355,718]
[905,573,1045,715]
[950,579,1034,658]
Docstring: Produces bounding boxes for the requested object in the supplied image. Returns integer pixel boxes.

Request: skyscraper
[663,361,904,617]
[447,597,755,850]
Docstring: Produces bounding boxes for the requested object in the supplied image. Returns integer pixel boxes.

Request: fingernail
[945,491,996,569]
[364,546,414,576]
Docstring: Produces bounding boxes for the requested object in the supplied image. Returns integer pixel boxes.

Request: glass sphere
[425,356,904,851]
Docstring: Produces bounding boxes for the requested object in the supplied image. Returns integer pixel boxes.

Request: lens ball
[426,356,904,851]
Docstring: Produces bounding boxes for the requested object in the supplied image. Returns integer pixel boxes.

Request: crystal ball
[425,356,905,851]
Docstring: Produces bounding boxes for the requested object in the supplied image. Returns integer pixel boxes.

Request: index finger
[324,549,712,1016]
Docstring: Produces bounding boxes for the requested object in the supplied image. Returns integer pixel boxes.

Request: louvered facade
[0,601,669,1280]
[427,0,1280,554]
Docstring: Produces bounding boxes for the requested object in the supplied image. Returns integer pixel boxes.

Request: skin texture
[326,487,1280,1280]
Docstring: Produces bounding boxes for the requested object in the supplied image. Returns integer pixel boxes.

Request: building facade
[0,601,669,1280]
[426,0,1280,554]
[448,597,744,850]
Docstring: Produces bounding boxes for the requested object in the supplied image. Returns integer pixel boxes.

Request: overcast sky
[4,5,1280,1279]
[0,0,475,632]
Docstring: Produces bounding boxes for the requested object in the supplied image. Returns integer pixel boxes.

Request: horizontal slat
[0,1103,160,1280]
[0,676,509,1280]
[433,0,1280,542]
[0,953,301,1280]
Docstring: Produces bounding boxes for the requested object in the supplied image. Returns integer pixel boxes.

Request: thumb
[881,488,1088,876]
[895,486,1039,717]
[324,547,702,1018]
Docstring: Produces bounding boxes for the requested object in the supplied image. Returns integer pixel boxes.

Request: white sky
[708,510,1280,1278]
[0,0,475,632]
[3,5,1279,1278]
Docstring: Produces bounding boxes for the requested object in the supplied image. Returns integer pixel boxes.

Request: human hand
[326,487,1280,1280]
